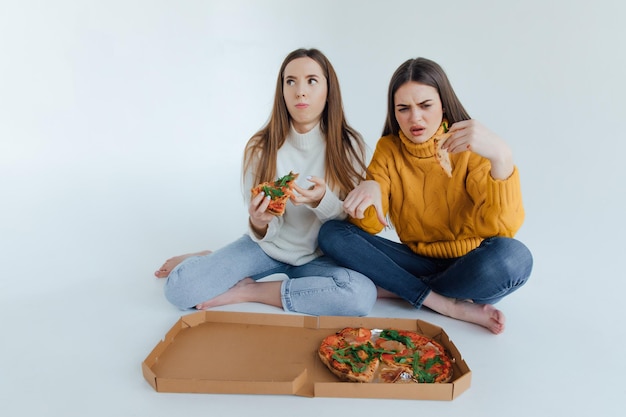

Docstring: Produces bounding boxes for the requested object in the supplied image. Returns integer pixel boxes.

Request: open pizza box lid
[142,311,471,400]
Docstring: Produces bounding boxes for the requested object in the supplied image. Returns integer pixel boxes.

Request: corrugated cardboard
[142,311,471,400]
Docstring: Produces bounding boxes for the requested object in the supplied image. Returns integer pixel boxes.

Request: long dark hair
[243,48,367,198]
[382,58,471,137]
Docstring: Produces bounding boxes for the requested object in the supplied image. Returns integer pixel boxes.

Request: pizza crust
[433,132,453,177]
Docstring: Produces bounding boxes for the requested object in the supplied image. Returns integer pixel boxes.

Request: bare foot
[423,292,506,334]
[195,278,283,310]
[195,278,256,309]
[154,250,212,278]
[448,300,506,335]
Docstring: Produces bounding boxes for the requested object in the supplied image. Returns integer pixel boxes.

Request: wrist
[489,148,514,180]
[249,218,268,238]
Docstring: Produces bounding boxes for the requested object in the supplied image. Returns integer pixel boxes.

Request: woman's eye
[308,78,318,85]
[285,79,295,86]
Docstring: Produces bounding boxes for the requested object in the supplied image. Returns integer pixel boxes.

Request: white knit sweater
[244,123,347,265]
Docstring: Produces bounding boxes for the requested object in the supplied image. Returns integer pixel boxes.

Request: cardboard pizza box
[142,311,471,400]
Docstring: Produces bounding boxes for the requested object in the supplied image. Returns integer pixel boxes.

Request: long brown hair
[382,58,471,137]
[243,48,367,198]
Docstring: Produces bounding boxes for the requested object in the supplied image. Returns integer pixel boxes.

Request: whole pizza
[318,327,454,384]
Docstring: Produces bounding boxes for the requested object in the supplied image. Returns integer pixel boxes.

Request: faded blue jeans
[318,220,532,308]
[163,234,377,316]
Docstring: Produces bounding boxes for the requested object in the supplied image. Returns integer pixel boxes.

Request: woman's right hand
[342,180,387,226]
[248,192,274,237]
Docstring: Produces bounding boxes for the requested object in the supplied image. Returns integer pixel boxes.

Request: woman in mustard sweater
[319,58,533,334]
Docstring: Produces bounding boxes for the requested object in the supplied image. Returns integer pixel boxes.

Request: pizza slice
[318,327,380,383]
[433,122,453,177]
[250,171,299,216]
[376,329,454,383]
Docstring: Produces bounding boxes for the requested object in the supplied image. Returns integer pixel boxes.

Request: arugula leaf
[331,343,388,374]
[414,368,435,383]
[274,172,296,188]
[261,185,284,199]
[379,329,415,349]
[424,356,443,370]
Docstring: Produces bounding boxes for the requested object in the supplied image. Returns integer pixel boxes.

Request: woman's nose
[410,109,422,123]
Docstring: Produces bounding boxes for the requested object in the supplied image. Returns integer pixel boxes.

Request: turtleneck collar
[398,120,448,158]
[287,122,324,151]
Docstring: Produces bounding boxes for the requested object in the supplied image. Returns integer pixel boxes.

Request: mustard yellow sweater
[351,129,525,258]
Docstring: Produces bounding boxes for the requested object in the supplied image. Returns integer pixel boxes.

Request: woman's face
[283,57,328,133]
[394,81,443,144]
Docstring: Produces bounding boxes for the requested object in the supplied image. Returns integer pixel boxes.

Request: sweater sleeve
[248,216,282,243]
[349,137,392,234]
[311,184,347,221]
[466,157,525,238]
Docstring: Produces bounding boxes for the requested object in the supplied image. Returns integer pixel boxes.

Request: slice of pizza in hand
[250,171,299,216]
[433,122,453,177]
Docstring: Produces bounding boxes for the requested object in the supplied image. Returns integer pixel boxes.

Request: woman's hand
[343,180,387,226]
[445,119,514,180]
[291,175,326,208]
[248,191,274,237]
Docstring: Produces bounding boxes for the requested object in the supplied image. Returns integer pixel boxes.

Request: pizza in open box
[318,327,453,384]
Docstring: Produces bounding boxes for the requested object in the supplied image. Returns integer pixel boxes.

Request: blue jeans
[318,220,533,308]
[163,234,377,316]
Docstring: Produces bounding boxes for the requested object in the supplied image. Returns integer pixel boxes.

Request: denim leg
[319,220,435,308]
[319,221,533,308]
[163,234,286,309]
[281,256,377,316]
[428,237,533,304]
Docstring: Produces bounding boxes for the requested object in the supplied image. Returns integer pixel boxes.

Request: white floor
[1,228,624,417]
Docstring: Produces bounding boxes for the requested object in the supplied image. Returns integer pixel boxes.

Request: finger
[250,192,267,209]
[352,197,373,219]
[342,200,357,218]
[290,193,306,206]
[289,184,307,197]
[351,203,365,219]
[449,140,471,154]
[374,203,388,226]
[448,119,471,132]
[260,195,271,211]
[343,190,358,208]
[306,175,325,188]
[292,183,314,200]
[342,193,362,217]
[250,194,271,216]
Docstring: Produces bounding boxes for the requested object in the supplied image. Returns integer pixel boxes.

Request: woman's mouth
[295,103,309,109]
[410,126,425,136]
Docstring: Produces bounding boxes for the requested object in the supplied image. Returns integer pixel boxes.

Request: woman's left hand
[291,175,326,208]
[444,119,514,180]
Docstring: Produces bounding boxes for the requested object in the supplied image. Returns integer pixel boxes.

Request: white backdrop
[1,1,625,416]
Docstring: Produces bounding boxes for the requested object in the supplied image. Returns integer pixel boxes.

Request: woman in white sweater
[155,48,377,316]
